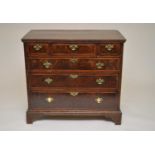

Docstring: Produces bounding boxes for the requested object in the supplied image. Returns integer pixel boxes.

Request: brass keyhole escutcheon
[69,44,79,51]
[70,58,78,63]
[95,97,104,104]
[69,74,79,79]
[70,92,79,96]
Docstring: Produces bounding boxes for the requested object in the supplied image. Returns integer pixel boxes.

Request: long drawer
[28,58,120,71]
[30,74,118,89]
[30,92,119,111]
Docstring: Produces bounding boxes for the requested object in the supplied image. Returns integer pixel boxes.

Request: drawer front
[97,43,122,56]
[29,58,120,71]
[30,92,118,110]
[30,74,118,88]
[26,43,49,56]
[50,43,95,56]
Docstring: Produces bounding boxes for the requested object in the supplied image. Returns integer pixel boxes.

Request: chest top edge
[22,30,126,42]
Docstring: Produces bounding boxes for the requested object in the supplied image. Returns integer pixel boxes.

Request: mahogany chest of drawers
[22,30,126,124]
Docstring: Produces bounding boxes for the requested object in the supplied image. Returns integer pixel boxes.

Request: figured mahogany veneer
[29,58,120,71]
[51,43,95,57]
[30,93,119,111]
[22,30,126,124]
[97,43,122,56]
[30,74,118,89]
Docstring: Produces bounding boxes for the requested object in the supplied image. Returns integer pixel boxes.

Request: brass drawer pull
[105,44,114,51]
[33,44,42,51]
[70,58,78,63]
[69,74,79,79]
[96,78,104,85]
[70,92,79,96]
[44,77,53,84]
[95,97,104,104]
[69,44,79,51]
[46,97,54,103]
[96,62,105,69]
[43,61,52,68]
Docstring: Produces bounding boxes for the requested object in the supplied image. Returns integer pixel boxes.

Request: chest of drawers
[22,30,126,124]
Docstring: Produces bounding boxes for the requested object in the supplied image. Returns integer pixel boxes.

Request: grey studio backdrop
[0,23,154,130]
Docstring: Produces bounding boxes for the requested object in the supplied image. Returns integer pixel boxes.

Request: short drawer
[30,92,119,111]
[29,58,120,71]
[30,74,118,89]
[97,43,122,56]
[50,43,95,57]
[26,43,49,56]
